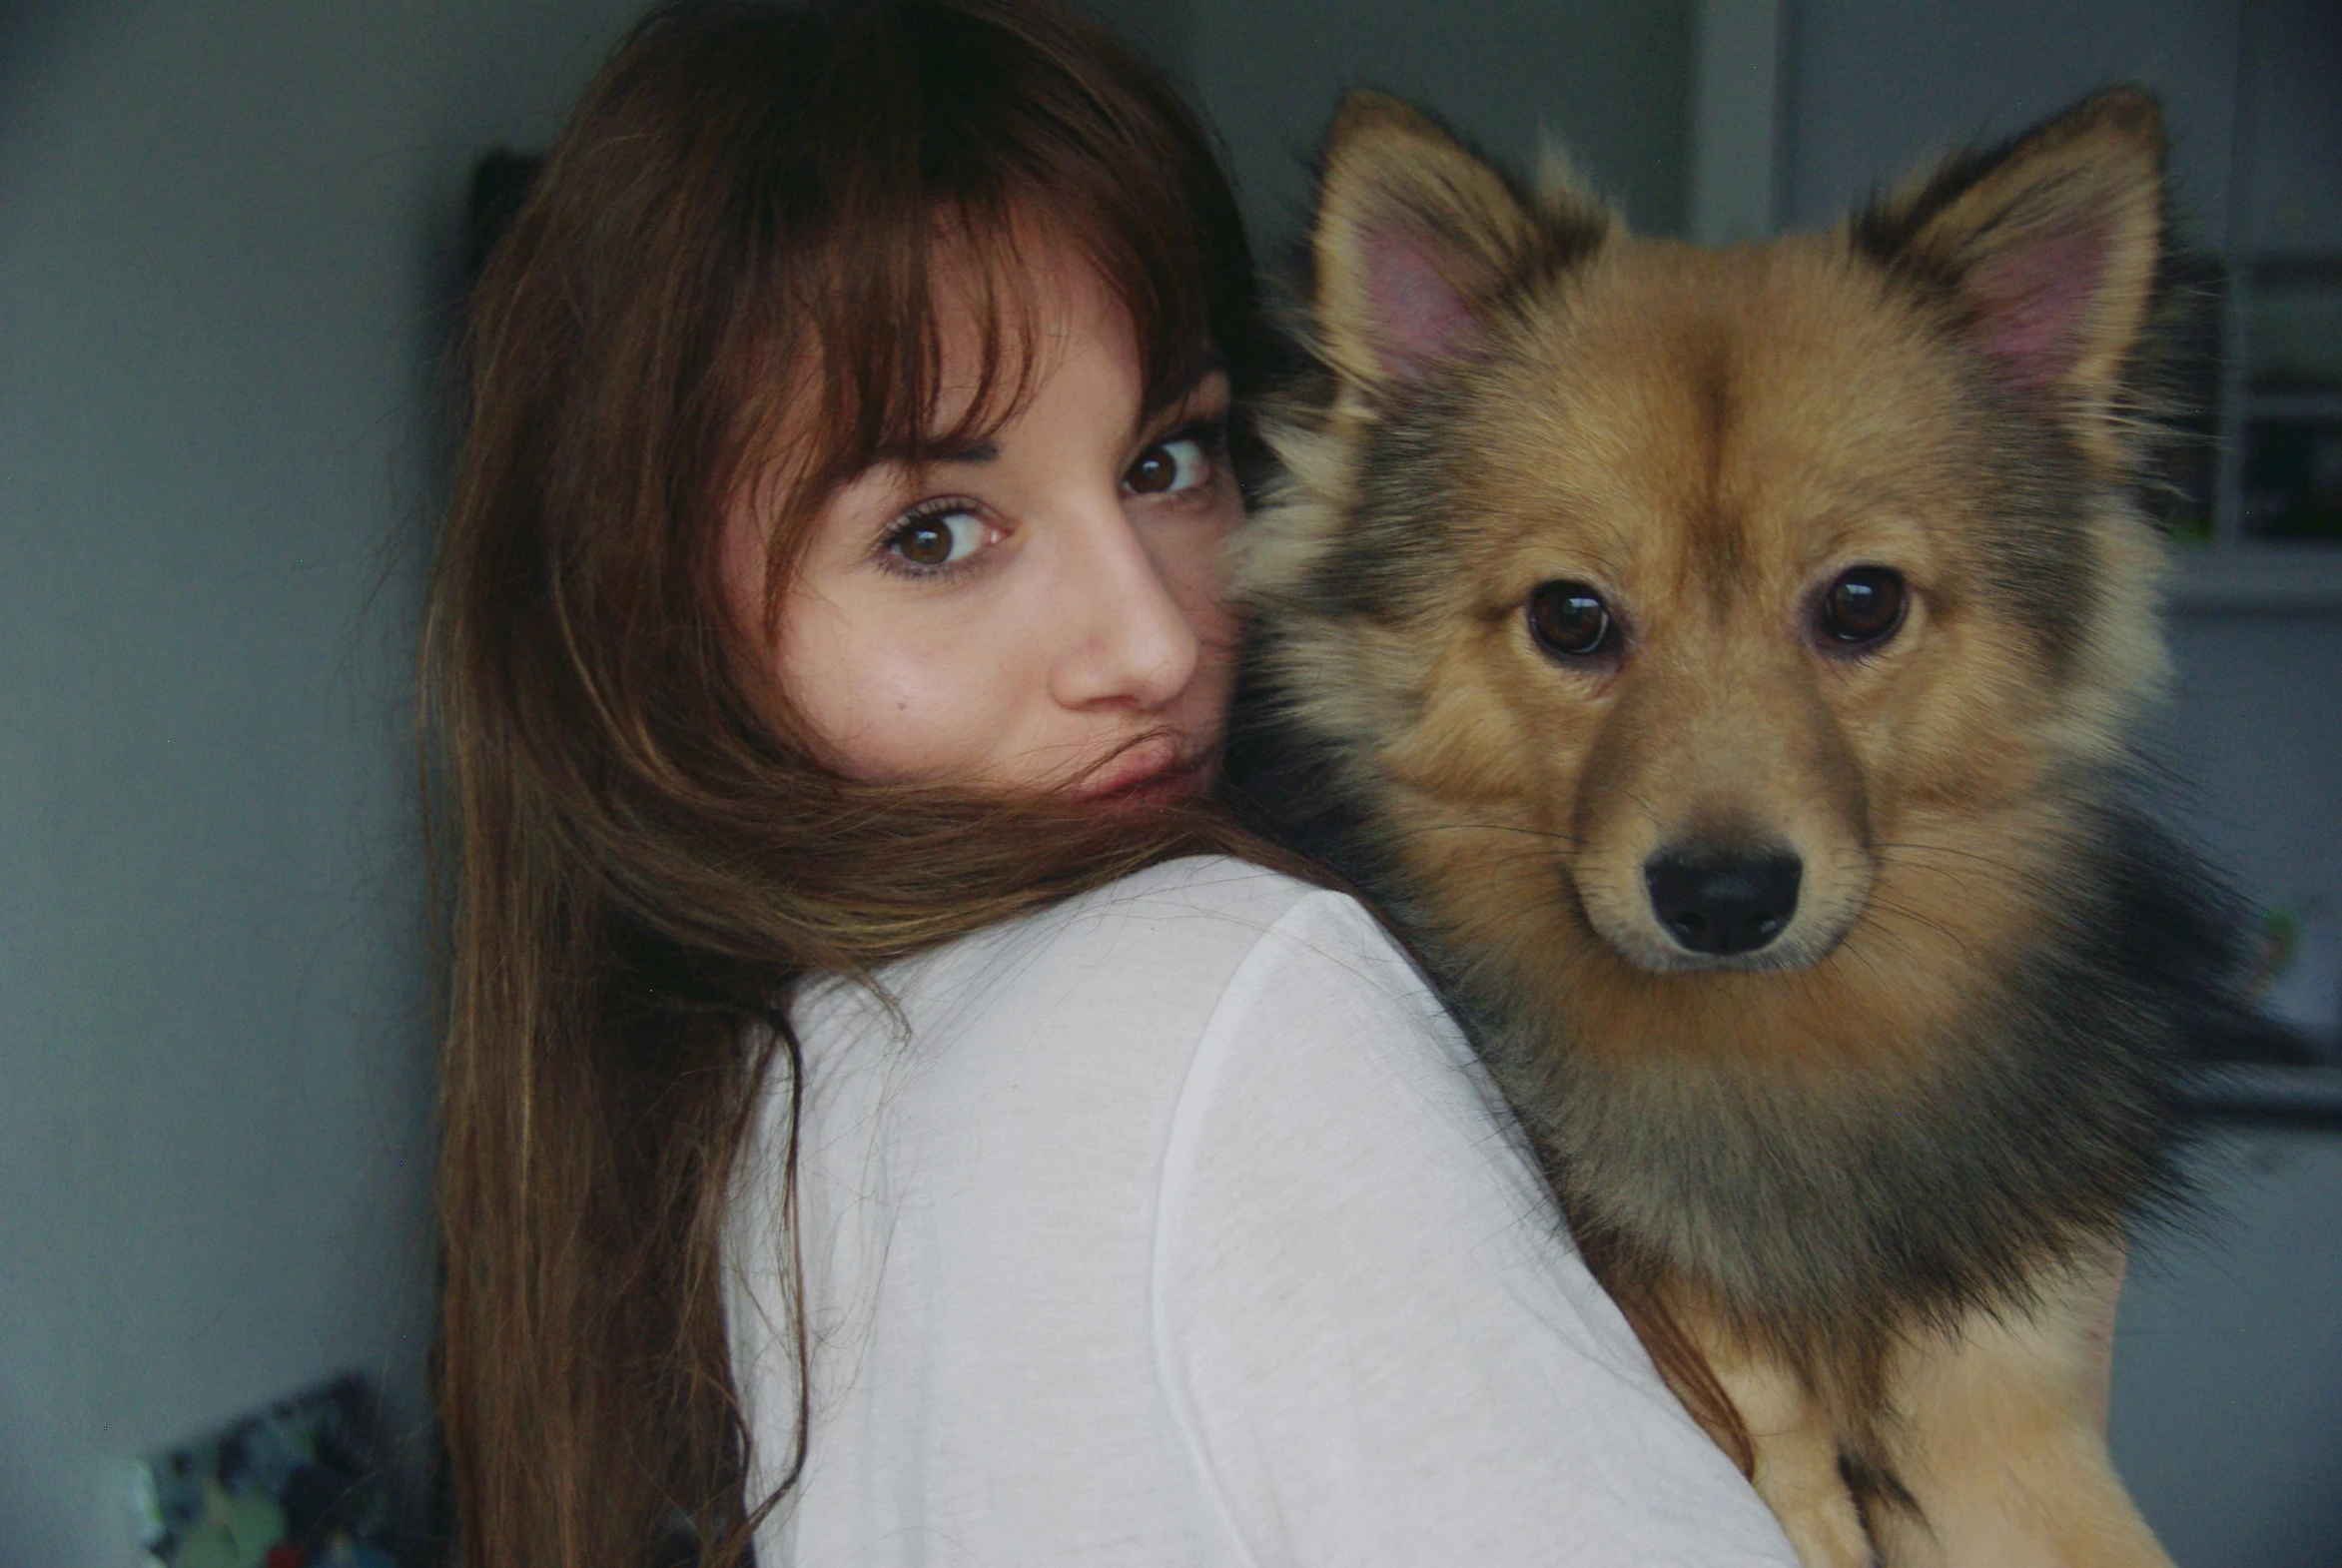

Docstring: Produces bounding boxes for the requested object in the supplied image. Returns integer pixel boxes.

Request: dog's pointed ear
[1310,92,1591,409]
[1856,89,2165,460]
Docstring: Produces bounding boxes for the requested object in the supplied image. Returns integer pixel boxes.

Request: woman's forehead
[921,214,1220,428]
[739,214,1221,520]
[920,232,1123,432]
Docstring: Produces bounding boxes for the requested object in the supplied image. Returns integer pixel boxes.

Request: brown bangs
[702,0,1254,590]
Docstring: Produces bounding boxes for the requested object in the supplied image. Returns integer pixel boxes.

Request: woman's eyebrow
[867,435,1001,466]
[1143,350,1228,421]
[861,353,1225,469]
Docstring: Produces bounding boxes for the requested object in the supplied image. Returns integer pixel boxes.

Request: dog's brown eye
[1528,580,1615,658]
[1819,567,1907,647]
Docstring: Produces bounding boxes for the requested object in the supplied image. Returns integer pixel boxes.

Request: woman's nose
[1046,500,1202,713]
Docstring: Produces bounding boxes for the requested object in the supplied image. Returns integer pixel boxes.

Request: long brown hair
[423,4,1274,1564]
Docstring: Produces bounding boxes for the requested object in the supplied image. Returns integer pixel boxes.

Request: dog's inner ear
[1860,89,2164,459]
[1353,224,1485,387]
[1310,92,1553,407]
[1964,224,2119,391]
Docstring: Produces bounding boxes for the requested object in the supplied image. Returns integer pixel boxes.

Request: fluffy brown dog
[1230,88,2280,1566]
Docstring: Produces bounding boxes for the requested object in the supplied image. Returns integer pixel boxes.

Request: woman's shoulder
[780,854,1461,1207]
[794,854,1415,1056]
[992,852,1371,965]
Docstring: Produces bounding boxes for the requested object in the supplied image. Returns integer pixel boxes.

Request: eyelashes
[876,497,995,579]
[868,415,1231,583]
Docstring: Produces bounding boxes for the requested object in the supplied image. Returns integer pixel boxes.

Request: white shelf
[2165,545,2342,613]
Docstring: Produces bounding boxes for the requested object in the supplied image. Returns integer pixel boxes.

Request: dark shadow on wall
[0,1,70,116]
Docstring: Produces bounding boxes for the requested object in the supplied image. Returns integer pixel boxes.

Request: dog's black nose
[1644,847,1802,957]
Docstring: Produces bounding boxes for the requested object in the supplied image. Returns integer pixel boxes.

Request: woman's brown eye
[1125,434,1207,496]
[897,520,952,565]
[1129,448,1173,493]
[884,507,983,571]
[1819,566,1908,647]
[1527,580,1615,659]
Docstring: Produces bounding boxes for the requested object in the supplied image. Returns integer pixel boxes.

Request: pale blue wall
[1188,0,1693,256]
[1780,0,2246,239]
[2117,1130,2342,1568]
[0,5,642,1561]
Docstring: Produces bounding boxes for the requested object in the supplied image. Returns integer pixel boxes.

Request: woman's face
[728,240,1242,801]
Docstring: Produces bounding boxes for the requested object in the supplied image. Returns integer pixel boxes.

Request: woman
[426,2,1800,1564]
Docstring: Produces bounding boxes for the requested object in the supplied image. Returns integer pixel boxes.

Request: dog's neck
[1401,798,2255,1368]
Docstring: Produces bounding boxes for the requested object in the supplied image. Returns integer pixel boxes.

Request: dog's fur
[1228,89,2281,1566]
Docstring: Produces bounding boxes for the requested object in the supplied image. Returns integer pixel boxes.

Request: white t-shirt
[726,856,1797,1566]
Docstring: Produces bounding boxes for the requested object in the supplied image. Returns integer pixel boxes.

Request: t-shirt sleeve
[1150,891,1800,1567]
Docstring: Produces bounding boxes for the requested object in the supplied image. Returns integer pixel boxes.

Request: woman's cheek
[833,650,1005,784]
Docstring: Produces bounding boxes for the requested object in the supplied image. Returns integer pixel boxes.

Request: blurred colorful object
[130,1375,396,1568]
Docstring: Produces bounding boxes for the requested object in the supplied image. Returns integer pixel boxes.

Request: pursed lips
[1073,735,1214,803]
